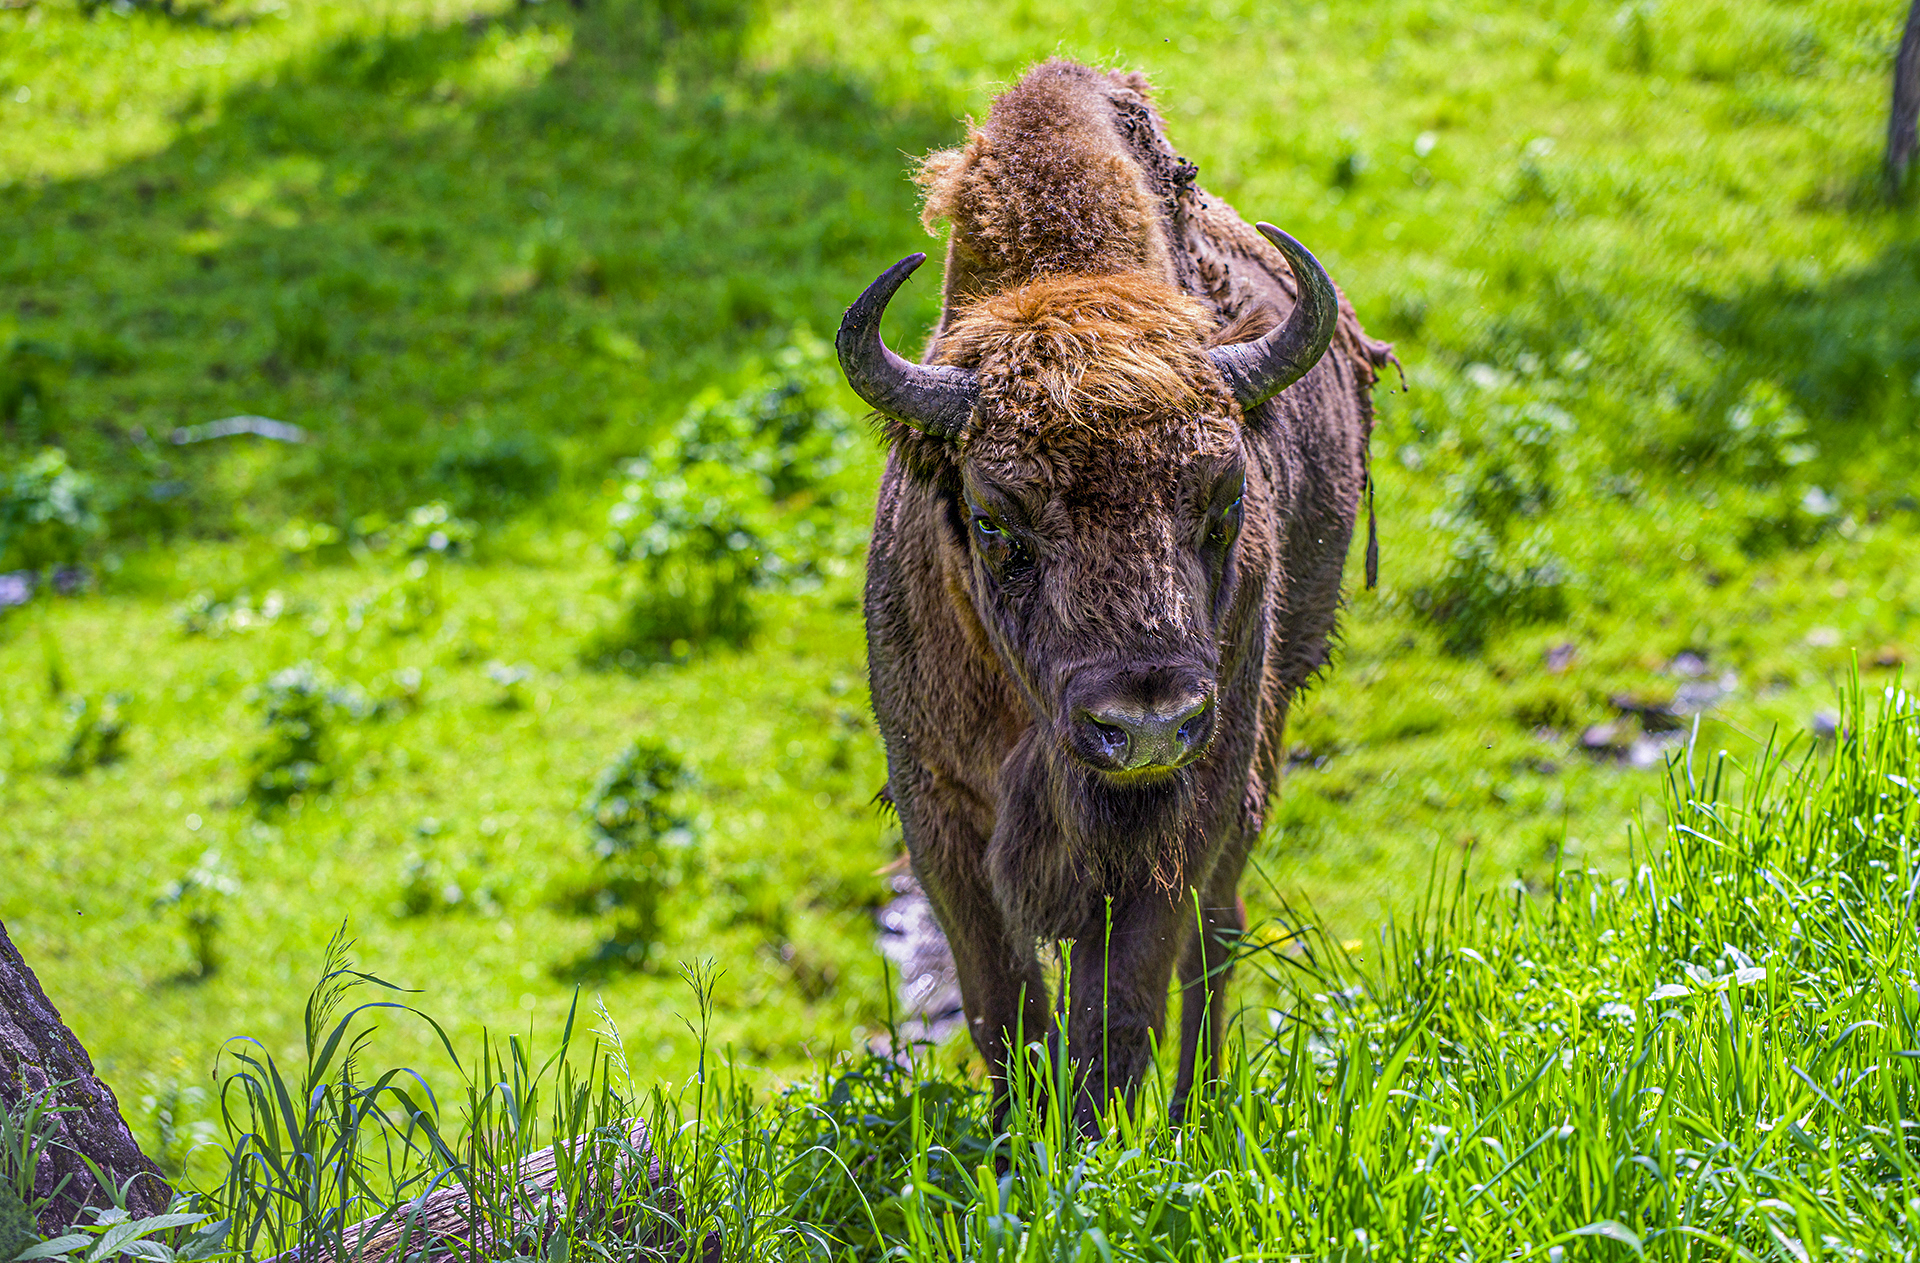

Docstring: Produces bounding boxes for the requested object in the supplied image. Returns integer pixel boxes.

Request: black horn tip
[1253,223,1338,315]
[836,253,927,351]
[1206,223,1341,413]
[836,252,978,440]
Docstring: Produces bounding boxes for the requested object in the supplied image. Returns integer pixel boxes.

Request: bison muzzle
[839,60,1390,1132]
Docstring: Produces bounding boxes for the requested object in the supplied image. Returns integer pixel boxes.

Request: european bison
[839,60,1390,1130]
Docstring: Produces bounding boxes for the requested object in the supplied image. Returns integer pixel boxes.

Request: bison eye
[972,515,1029,576]
[1208,496,1243,547]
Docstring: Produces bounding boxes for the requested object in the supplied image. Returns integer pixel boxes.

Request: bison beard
[841,60,1389,1132]
[989,727,1205,946]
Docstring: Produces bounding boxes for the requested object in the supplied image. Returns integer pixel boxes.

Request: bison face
[838,231,1337,854]
[958,437,1252,785]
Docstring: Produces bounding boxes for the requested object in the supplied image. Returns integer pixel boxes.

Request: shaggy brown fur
[861,59,1388,1132]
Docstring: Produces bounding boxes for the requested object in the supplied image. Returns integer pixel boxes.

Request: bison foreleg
[910,832,1052,1119]
[1062,892,1189,1134]
[1170,874,1249,1122]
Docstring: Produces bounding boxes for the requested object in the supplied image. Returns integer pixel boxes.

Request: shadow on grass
[2,0,954,535]
[1695,234,1920,480]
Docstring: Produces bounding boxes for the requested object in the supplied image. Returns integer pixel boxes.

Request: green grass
[12,676,1917,1259]
[3,0,1920,1252]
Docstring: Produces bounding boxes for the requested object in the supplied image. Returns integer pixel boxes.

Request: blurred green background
[1,0,1915,1182]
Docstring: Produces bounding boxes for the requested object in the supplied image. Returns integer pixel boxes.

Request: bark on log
[1892,0,1920,195]
[0,921,172,1233]
[271,1120,719,1263]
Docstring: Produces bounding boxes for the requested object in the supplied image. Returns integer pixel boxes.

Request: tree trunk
[0,921,172,1233]
[1892,0,1920,196]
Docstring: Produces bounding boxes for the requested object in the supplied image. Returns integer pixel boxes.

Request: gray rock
[874,873,966,1048]
[1668,650,1710,679]
[0,572,34,609]
[1581,722,1623,752]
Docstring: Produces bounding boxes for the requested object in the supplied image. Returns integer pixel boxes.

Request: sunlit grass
[2,0,1918,1249]
[22,675,1898,1259]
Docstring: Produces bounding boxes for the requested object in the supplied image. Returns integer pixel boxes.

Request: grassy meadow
[3,0,1919,1255]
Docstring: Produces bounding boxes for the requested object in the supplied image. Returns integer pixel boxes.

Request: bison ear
[1204,303,1284,352]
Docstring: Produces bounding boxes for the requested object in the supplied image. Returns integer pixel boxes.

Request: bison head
[839,227,1338,858]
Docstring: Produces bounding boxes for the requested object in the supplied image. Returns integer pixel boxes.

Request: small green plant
[1406,395,1575,654]
[0,337,66,444]
[17,1203,228,1263]
[152,849,238,980]
[1717,378,1817,476]
[269,288,331,370]
[371,666,425,717]
[591,331,868,664]
[1410,518,1570,654]
[172,591,287,638]
[1609,0,1659,73]
[393,851,447,918]
[597,460,770,662]
[484,660,532,709]
[392,501,477,560]
[0,449,101,574]
[427,431,557,516]
[245,663,340,813]
[272,518,343,564]
[56,695,127,776]
[393,831,503,920]
[1,1088,66,1246]
[1736,481,1844,557]
[140,1081,214,1180]
[0,1182,32,1263]
[575,740,700,972]
[340,561,440,640]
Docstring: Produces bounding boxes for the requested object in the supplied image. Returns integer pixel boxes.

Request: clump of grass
[1410,520,1570,654]
[2,1083,223,1257]
[141,1080,215,1181]
[484,660,533,710]
[152,849,239,981]
[593,459,769,663]
[341,562,440,640]
[268,288,331,372]
[173,679,1920,1258]
[391,502,477,561]
[889,676,1920,1258]
[0,448,101,574]
[0,341,68,455]
[570,740,702,974]
[426,432,557,519]
[56,694,128,776]
[588,332,869,666]
[244,663,341,813]
[174,592,289,639]
[392,827,504,921]
[1408,390,1575,653]
[199,940,822,1262]
[1,1089,67,1245]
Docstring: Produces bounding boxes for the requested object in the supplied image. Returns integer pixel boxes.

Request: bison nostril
[1173,697,1211,749]
[1076,692,1213,772]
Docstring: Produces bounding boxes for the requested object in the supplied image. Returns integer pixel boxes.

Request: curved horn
[1206,224,1340,412]
[836,253,978,440]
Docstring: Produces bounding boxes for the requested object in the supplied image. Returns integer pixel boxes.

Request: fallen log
[267,1119,719,1263]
